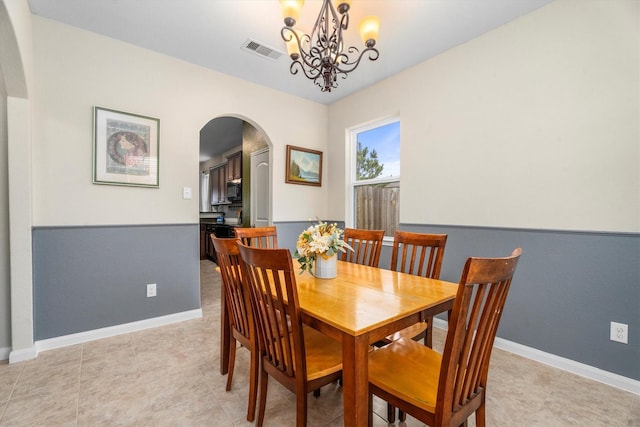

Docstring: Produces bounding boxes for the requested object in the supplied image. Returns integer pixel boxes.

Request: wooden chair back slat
[212,236,253,345]
[235,226,278,249]
[438,248,522,421]
[237,244,305,381]
[341,228,384,267]
[237,243,343,426]
[390,231,447,279]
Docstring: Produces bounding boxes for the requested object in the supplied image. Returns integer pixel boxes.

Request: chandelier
[280,0,380,93]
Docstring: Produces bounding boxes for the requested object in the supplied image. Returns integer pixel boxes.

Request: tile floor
[0,260,638,426]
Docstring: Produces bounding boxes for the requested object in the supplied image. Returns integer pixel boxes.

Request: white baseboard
[8,346,37,363]
[1,346,11,361]
[432,318,639,396]
[35,309,203,354]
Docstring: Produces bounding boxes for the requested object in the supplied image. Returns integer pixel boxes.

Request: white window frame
[346,116,400,242]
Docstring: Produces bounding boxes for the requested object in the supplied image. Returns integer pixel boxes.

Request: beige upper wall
[31,16,328,226]
[327,0,639,233]
[27,0,640,232]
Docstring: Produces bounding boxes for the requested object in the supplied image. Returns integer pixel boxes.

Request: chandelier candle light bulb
[280,0,304,27]
[359,16,380,47]
[285,28,303,58]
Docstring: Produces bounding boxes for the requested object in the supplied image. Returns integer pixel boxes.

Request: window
[349,118,400,237]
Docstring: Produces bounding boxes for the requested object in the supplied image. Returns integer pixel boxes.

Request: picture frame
[93,106,160,187]
[285,145,322,186]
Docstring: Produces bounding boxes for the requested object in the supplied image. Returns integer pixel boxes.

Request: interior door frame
[250,147,271,227]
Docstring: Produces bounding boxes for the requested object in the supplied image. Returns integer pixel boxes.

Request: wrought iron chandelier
[280,0,380,93]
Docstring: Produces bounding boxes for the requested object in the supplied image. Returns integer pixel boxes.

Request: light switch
[182,187,192,199]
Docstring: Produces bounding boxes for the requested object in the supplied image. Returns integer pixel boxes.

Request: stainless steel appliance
[226,179,242,202]
[199,171,211,212]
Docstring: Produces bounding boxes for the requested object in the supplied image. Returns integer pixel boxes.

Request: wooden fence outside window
[354,181,399,237]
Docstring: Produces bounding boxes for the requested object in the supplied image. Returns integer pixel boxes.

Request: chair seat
[369,337,442,414]
[383,321,428,344]
[302,326,343,381]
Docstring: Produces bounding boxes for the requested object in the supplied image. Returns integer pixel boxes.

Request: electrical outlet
[146,283,157,298]
[610,321,628,344]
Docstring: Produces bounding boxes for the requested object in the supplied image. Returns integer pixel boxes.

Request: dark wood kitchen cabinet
[226,152,242,181]
[210,164,227,205]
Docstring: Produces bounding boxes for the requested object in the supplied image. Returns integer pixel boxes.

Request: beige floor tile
[77,370,151,427]
[142,365,219,412]
[629,396,640,426]
[80,347,139,380]
[149,394,235,427]
[0,361,24,403]
[81,334,132,361]
[1,381,79,425]
[11,358,80,399]
[532,371,634,427]
[35,344,83,367]
[77,392,153,427]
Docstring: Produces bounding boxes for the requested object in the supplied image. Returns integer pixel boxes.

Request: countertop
[200,218,241,226]
[200,212,240,226]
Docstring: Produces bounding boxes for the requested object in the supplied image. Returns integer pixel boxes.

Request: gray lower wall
[33,224,201,340]
[30,220,640,381]
[274,221,640,381]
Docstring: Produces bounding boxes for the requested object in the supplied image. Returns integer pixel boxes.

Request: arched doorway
[198,116,272,258]
[2,2,36,362]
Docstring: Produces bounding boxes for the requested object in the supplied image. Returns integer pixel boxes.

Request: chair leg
[476,400,486,427]
[256,369,268,427]
[386,403,396,423]
[424,317,433,348]
[246,347,259,421]
[399,409,407,422]
[225,339,237,391]
[296,386,308,427]
[368,392,374,427]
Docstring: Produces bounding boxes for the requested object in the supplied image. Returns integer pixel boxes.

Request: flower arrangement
[294,219,352,274]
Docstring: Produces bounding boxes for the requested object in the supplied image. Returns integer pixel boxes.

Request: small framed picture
[285,145,322,186]
[93,106,160,187]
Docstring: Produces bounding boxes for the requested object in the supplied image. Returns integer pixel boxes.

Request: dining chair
[383,231,448,347]
[341,228,385,267]
[379,231,448,422]
[236,243,343,427]
[211,236,258,422]
[235,226,278,248]
[368,248,522,427]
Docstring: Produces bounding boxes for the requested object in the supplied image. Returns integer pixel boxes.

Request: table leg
[342,333,369,427]
[219,283,230,375]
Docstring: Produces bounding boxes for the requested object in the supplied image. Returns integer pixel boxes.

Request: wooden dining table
[219,259,458,427]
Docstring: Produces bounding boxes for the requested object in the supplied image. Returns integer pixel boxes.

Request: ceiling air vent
[241,39,283,61]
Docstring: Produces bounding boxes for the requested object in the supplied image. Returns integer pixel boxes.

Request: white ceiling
[199,117,244,162]
[27,0,555,106]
